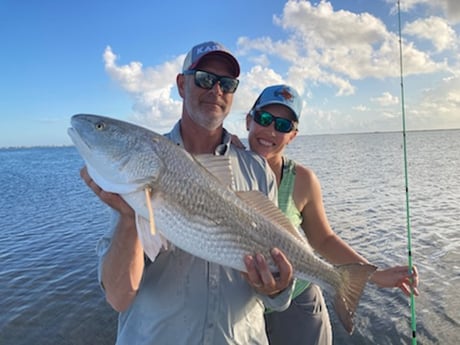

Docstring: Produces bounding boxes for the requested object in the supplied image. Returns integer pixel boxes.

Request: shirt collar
[168,120,232,156]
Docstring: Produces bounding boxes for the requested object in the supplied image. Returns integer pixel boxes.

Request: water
[1,130,459,344]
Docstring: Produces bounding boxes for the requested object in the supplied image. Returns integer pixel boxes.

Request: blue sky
[1,0,460,147]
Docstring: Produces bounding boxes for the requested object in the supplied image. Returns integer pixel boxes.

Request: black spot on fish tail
[333,263,377,334]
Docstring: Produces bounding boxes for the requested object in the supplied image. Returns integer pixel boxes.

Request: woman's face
[246,104,298,160]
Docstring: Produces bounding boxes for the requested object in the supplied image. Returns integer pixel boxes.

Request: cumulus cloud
[371,92,399,106]
[103,46,183,131]
[238,0,445,97]
[409,75,460,129]
[443,0,460,22]
[353,105,370,112]
[393,0,460,23]
[404,16,457,52]
[101,1,460,135]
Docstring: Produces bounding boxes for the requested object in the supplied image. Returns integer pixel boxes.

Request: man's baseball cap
[253,84,302,120]
[182,41,240,78]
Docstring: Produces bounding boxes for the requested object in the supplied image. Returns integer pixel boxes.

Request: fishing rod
[397,1,417,344]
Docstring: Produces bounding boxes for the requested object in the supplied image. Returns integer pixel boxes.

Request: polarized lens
[195,71,215,89]
[253,111,295,133]
[274,118,294,133]
[258,111,274,126]
[218,77,239,93]
[193,70,239,93]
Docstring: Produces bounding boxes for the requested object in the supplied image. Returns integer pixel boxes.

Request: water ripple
[1,133,459,344]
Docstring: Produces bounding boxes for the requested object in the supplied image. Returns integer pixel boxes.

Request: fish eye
[95,121,106,131]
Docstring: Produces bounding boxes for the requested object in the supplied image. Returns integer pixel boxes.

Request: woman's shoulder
[288,160,322,195]
[287,159,316,180]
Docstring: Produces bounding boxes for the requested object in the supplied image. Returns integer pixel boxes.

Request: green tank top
[278,158,310,299]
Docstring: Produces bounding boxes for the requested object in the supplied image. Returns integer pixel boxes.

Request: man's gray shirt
[96,121,293,345]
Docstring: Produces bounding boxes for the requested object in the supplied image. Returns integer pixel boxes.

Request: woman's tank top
[278,157,310,298]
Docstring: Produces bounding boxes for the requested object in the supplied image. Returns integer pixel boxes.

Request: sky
[1,0,460,148]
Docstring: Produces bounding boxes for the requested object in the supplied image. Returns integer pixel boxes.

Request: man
[81,41,294,345]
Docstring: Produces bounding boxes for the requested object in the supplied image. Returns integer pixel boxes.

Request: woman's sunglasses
[183,70,239,94]
[251,110,297,133]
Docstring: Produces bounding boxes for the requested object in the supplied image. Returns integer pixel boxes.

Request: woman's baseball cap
[253,84,302,120]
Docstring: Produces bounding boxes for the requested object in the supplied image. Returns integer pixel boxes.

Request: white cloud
[353,105,370,112]
[278,0,388,47]
[443,0,460,22]
[371,92,399,106]
[238,0,445,94]
[408,75,460,129]
[393,0,460,23]
[103,46,183,132]
[404,16,457,52]
[101,2,460,135]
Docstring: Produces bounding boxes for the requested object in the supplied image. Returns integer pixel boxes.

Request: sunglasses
[183,70,239,94]
[251,110,297,133]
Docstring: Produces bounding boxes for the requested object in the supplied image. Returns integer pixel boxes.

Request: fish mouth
[67,123,146,195]
[67,126,93,160]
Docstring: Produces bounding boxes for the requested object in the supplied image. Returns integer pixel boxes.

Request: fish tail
[333,263,377,334]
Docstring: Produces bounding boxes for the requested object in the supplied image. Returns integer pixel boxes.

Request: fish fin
[235,191,306,243]
[194,154,234,188]
[144,187,156,235]
[135,214,168,261]
[86,164,144,194]
[333,263,378,334]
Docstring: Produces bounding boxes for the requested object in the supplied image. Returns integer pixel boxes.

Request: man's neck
[179,119,224,154]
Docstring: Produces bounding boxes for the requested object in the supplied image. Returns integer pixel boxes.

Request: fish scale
[68,113,377,334]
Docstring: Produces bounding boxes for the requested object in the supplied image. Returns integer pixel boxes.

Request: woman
[245,84,419,345]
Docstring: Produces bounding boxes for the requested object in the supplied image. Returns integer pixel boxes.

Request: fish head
[68,114,164,193]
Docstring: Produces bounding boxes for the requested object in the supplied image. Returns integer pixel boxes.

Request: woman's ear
[245,113,251,131]
[287,129,298,144]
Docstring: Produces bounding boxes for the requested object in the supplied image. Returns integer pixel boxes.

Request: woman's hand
[371,265,419,297]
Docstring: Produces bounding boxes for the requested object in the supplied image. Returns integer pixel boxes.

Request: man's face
[179,55,237,131]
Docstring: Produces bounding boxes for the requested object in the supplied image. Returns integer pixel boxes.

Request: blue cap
[254,84,302,120]
[182,41,240,77]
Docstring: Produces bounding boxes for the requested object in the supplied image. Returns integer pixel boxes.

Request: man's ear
[177,74,185,98]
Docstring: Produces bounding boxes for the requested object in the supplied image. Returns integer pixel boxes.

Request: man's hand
[242,247,293,297]
[80,166,134,218]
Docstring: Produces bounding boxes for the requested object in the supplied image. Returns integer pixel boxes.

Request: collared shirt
[96,121,294,345]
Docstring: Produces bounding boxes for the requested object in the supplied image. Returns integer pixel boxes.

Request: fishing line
[397,1,417,344]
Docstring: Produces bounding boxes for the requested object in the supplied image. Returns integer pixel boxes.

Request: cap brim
[191,51,240,78]
[256,101,299,121]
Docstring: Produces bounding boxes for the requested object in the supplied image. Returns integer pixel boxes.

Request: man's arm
[81,167,145,312]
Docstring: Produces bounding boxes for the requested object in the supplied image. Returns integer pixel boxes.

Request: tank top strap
[278,157,296,214]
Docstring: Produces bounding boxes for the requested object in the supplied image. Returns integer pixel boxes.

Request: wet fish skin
[68,114,377,334]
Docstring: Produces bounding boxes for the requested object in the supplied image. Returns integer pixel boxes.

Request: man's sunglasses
[183,70,239,94]
[251,110,297,133]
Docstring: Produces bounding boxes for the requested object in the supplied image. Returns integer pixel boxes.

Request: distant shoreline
[1,127,459,150]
